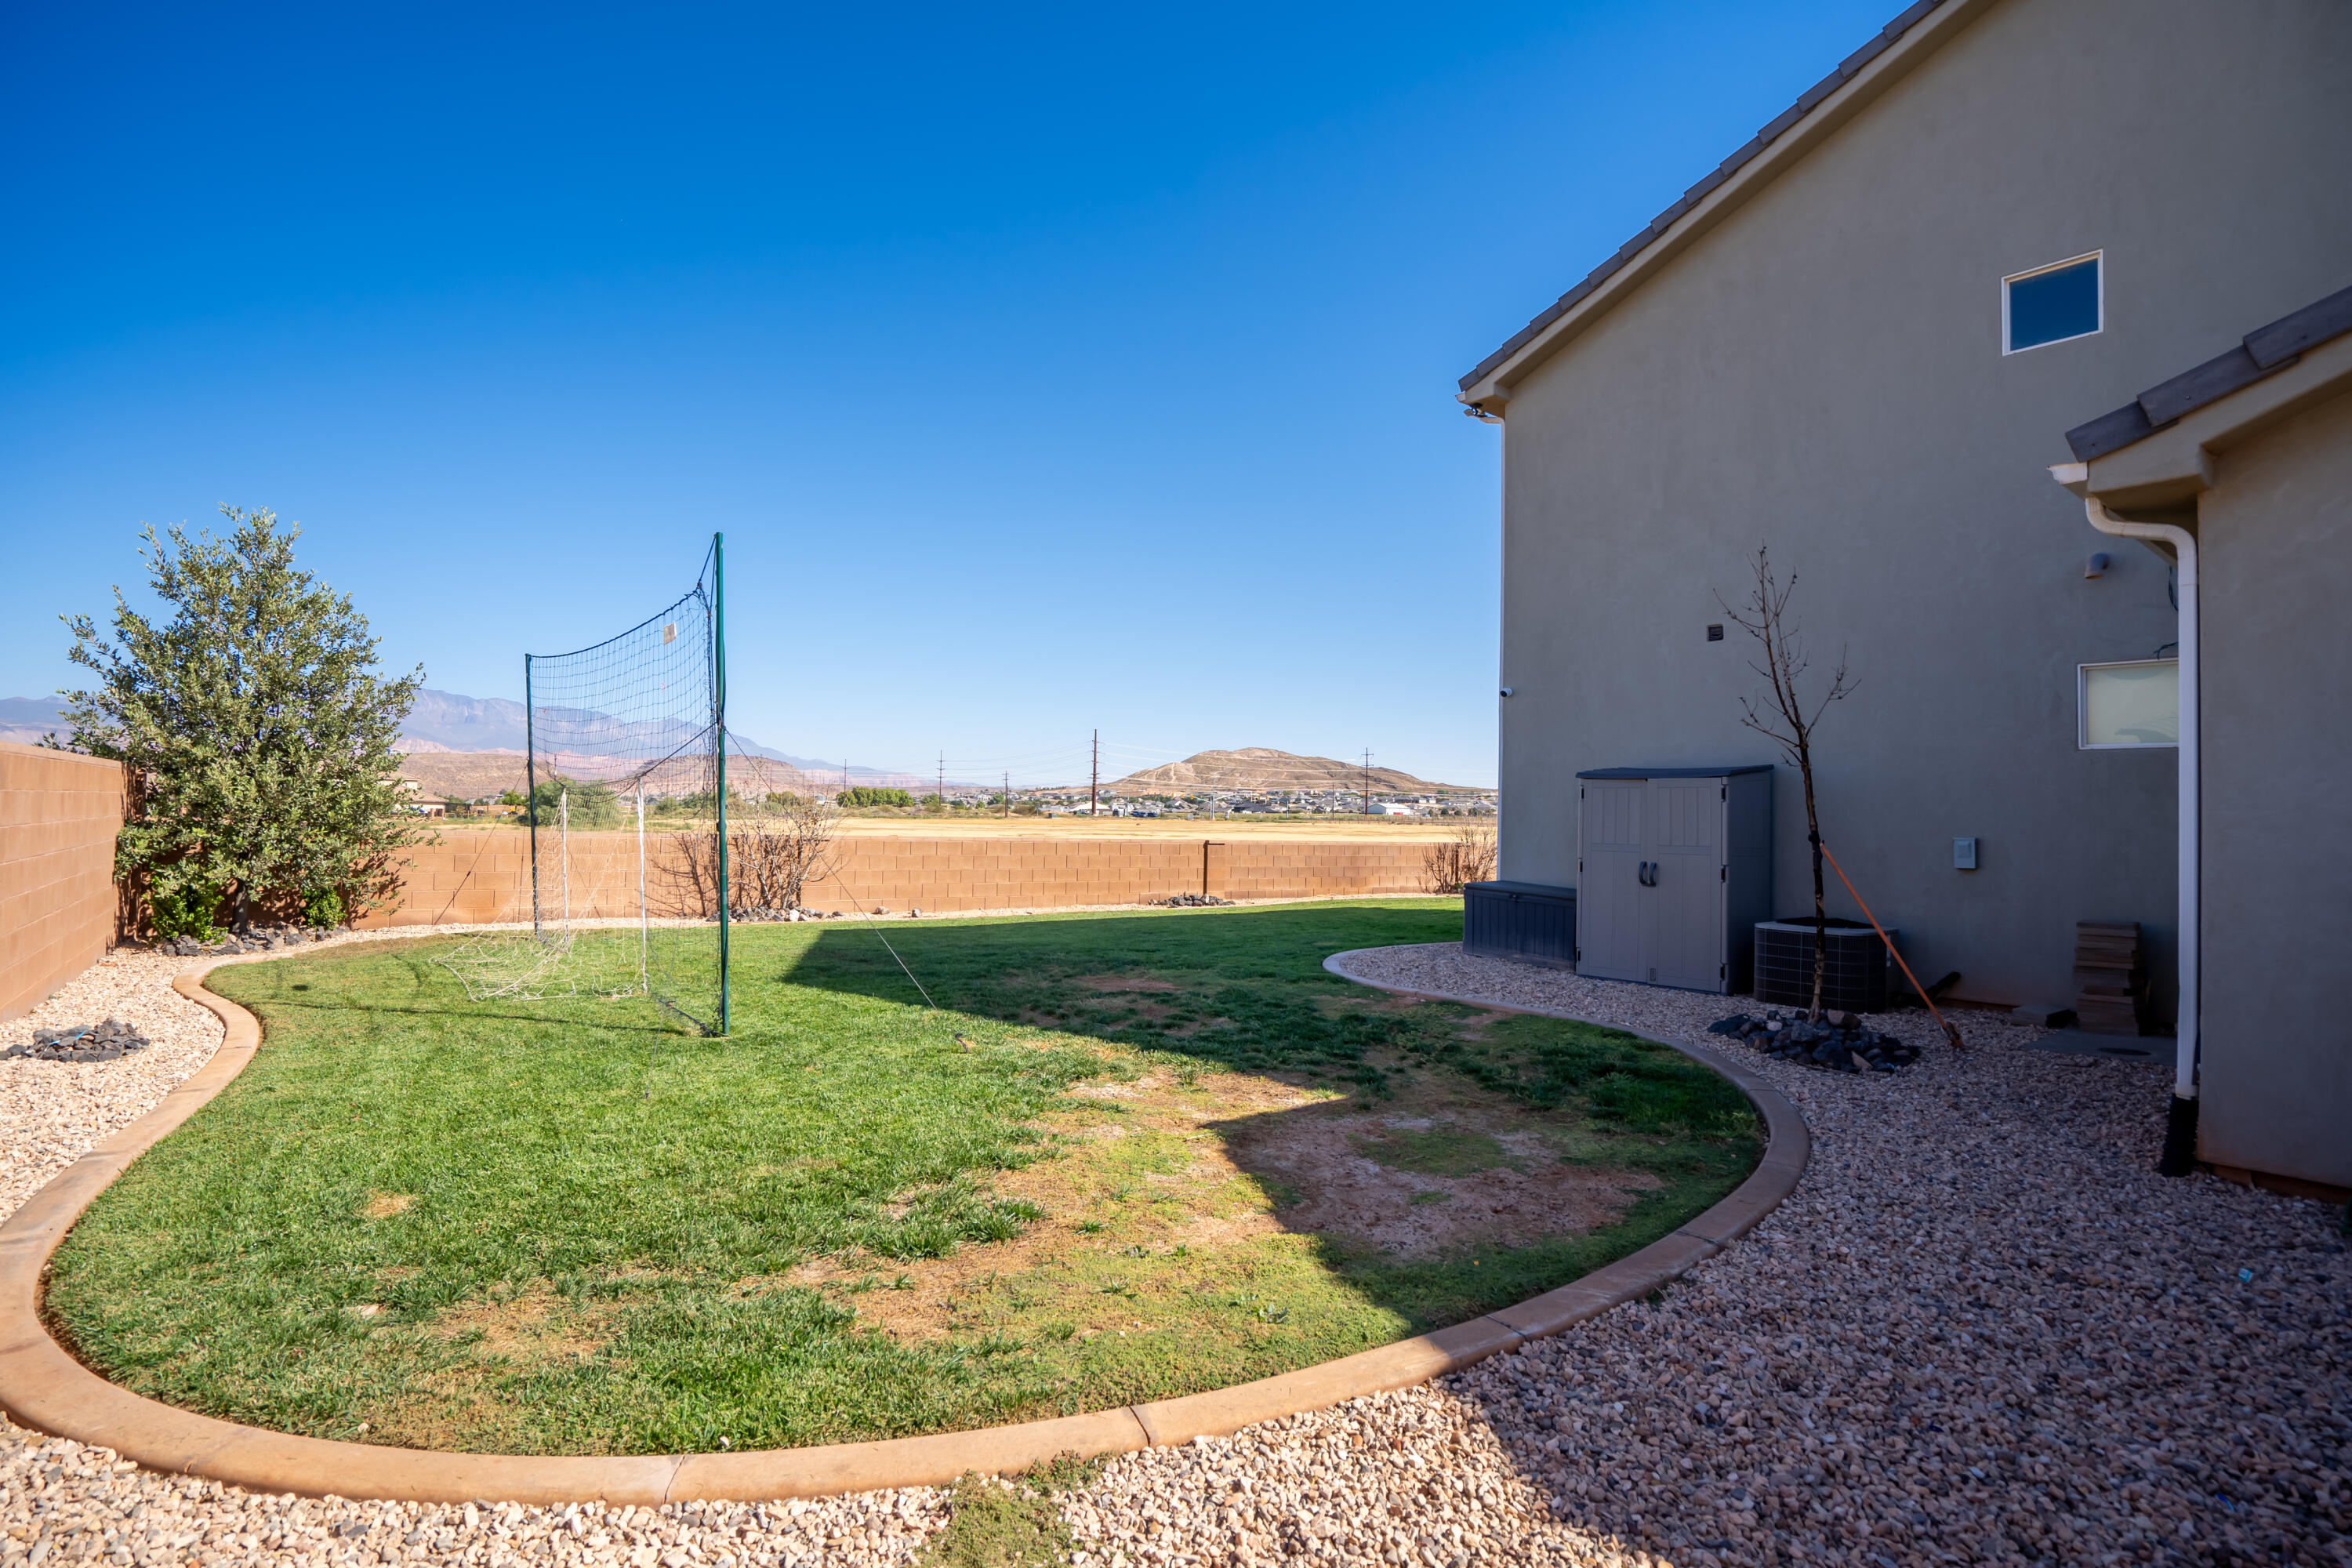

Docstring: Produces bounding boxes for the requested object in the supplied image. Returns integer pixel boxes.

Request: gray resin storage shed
[1575,768,1773,993]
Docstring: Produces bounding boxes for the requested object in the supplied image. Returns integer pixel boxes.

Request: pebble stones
[6,933,2347,1568]
[1707,1009,1922,1073]
[1159,892,1234,907]
[4,1019,152,1063]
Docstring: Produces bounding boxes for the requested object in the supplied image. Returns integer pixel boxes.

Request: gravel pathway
[5,938,2347,1567]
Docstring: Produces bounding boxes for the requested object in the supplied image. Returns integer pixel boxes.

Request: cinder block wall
[0,742,126,1021]
[356,831,1436,927]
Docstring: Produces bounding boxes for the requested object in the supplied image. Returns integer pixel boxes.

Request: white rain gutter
[2079,492,2199,1105]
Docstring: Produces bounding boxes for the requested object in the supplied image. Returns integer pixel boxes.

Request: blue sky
[2,0,1895,788]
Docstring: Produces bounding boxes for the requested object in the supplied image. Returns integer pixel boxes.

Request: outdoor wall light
[2085,551,2111,579]
[1954,837,1979,870]
[1499,688,1514,698]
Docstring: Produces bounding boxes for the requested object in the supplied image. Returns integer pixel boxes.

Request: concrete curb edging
[0,942,1808,1504]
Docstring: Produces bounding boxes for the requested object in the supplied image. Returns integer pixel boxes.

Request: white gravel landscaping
[5,935,2347,1568]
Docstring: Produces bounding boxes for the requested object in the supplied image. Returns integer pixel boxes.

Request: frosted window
[2080,659,2178,748]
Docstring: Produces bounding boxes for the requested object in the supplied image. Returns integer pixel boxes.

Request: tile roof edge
[1457,0,1952,396]
[2064,282,2352,462]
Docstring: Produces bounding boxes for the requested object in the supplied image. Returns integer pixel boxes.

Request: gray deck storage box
[1463,880,1577,968]
[1754,916,1896,1013]
[1575,767,1773,993]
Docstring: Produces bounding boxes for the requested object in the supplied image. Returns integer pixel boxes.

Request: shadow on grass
[771,905,1758,1328]
[46,902,1755,1456]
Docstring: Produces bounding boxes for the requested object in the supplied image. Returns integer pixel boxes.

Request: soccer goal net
[435,535,731,1033]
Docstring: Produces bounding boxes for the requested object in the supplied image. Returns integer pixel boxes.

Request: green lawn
[45,901,1759,1455]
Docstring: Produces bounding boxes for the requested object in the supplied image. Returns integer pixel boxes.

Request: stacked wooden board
[2072,920,2147,1036]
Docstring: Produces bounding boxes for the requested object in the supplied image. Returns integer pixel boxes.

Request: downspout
[2080,493,2201,1174]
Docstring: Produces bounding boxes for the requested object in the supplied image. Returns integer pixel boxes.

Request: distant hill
[1106,747,1483,796]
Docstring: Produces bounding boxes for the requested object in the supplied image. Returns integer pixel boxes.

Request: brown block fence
[358,831,1436,927]
[1,742,126,1022]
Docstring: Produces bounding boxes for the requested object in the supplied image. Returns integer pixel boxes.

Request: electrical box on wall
[1954,837,1979,870]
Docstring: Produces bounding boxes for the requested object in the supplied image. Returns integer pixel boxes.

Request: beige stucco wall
[0,742,125,1022]
[1490,0,2352,1008]
[2194,387,2352,1189]
[358,831,1439,927]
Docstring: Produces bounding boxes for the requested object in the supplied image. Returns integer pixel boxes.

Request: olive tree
[59,506,428,934]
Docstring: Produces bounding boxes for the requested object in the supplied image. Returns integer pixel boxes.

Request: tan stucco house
[1459,0,2350,1191]
[2056,287,2352,1194]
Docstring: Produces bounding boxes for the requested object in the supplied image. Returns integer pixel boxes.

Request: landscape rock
[156,922,336,959]
[5,1018,154,1064]
[4,934,2344,1568]
[1707,1008,1921,1073]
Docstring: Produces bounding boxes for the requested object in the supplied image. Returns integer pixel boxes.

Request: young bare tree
[1421,823,1498,895]
[1720,546,1855,1022]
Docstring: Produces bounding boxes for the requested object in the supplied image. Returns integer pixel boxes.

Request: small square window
[2005,252,2101,354]
[2079,659,2176,748]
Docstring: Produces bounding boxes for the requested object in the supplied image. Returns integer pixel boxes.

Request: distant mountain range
[5,695,1488,799]
[400,689,838,770]
[1,690,926,788]
[0,697,71,748]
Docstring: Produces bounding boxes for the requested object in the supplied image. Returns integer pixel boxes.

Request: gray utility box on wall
[1576,767,1773,993]
[1463,880,1577,967]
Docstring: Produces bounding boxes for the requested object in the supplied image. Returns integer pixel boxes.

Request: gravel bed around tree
[5,936,2347,1568]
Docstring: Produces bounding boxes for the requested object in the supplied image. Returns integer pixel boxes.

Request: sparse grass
[918,1472,1074,1568]
[45,901,1757,1455]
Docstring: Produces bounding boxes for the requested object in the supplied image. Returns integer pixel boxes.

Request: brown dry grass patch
[768,1060,1657,1345]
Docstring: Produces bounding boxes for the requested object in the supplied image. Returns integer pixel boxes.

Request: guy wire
[824,865,938,1011]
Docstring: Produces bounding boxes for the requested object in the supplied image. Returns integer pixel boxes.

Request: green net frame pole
[524,652,540,936]
[713,531,730,1035]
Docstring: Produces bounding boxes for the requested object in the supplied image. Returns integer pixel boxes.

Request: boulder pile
[1157,893,1233,907]
[1707,1009,1921,1073]
[6,1018,152,1063]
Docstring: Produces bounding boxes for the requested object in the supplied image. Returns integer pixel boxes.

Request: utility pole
[938,751,945,811]
[1362,749,1373,815]
[1004,770,1011,818]
[1091,729,1100,817]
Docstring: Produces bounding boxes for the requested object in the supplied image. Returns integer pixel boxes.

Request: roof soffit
[2078,330,2352,509]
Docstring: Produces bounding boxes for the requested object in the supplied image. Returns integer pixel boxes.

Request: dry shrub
[662,793,840,916]
[1421,824,1497,895]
